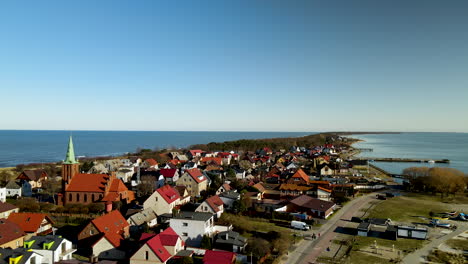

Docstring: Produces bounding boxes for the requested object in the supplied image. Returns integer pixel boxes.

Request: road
[280,193,377,264]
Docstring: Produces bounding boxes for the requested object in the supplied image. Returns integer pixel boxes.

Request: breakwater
[357,157,450,163]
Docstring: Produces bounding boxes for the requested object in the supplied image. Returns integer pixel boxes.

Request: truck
[291,220,310,230]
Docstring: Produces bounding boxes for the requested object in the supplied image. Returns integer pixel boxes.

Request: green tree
[200,235,212,249]
[246,237,270,259]
[174,257,194,264]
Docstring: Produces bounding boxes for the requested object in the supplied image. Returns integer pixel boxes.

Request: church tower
[62,135,80,186]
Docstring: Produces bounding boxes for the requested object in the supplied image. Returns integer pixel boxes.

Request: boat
[428,160,435,164]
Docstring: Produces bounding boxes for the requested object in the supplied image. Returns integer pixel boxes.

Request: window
[90,229,95,235]
[182,232,188,236]
[84,194,87,202]
[183,222,188,227]
[69,193,72,201]
[155,197,158,201]
[145,251,149,260]
[76,193,80,201]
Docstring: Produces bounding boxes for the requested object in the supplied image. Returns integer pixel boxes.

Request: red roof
[189,150,203,156]
[205,196,224,213]
[109,178,128,192]
[66,173,108,192]
[146,234,171,262]
[203,250,236,264]
[158,227,181,246]
[7,212,54,233]
[221,183,232,192]
[0,219,26,245]
[160,169,178,178]
[145,159,158,166]
[292,169,309,183]
[91,210,129,247]
[310,180,331,186]
[318,186,332,193]
[0,202,18,213]
[201,157,222,166]
[186,168,206,183]
[157,185,181,204]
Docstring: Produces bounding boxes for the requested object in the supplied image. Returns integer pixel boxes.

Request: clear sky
[1,0,467,132]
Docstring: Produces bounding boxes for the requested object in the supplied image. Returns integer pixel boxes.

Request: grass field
[405,192,468,205]
[445,238,468,251]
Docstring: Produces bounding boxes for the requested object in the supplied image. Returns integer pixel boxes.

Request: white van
[291,220,310,230]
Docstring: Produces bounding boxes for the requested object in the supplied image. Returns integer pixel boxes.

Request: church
[58,136,135,206]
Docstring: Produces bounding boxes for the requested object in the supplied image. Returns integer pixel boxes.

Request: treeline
[403,167,468,198]
[189,132,346,152]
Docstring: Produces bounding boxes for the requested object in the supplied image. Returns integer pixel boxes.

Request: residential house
[0,248,43,264]
[214,231,247,253]
[77,210,129,260]
[0,219,26,249]
[287,169,310,185]
[174,186,191,205]
[115,166,134,183]
[175,168,208,197]
[182,162,198,172]
[127,208,158,231]
[8,212,54,236]
[203,250,236,264]
[287,195,336,219]
[0,202,19,219]
[169,212,214,247]
[159,169,179,184]
[219,191,240,210]
[16,169,48,189]
[200,157,223,166]
[216,183,232,195]
[130,227,184,264]
[316,186,332,201]
[176,155,189,162]
[23,235,76,263]
[318,164,334,176]
[279,184,313,198]
[0,187,4,202]
[5,180,22,197]
[195,195,224,219]
[142,159,159,170]
[187,150,203,159]
[143,185,181,216]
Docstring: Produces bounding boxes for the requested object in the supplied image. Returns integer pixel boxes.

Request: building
[215,183,232,195]
[127,208,158,230]
[0,219,26,249]
[214,231,247,253]
[130,227,184,264]
[143,185,182,216]
[59,136,134,206]
[0,202,19,219]
[0,248,44,264]
[287,195,336,219]
[23,235,76,263]
[169,212,214,247]
[16,169,48,189]
[175,168,208,197]
[0,187,5,202]
[5,180,22,198]
[159,169,179,184]
[287,169,310,185]
[219,191,240,210]
[8,212,54,236]
[203,250,236,264]
[77,210,130,260]
[195,195,224,219]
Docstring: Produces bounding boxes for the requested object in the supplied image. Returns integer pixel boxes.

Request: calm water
[351,133,468,174]
[0,130,312,167]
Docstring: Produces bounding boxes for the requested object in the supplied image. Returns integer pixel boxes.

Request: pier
[358,157,450,163]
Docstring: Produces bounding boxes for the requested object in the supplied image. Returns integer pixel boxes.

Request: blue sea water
[351,133,468,174]
[0,130,312,167]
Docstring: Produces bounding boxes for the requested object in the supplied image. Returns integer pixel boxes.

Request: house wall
[170,217,213,247]
[78,223,100,241]
[65,191,104,204]
[143,190,179,216]
[0,236,24,249]
[92,237,114,258]
[176,174,207,197]
[131,243,165,264]
[23,252,44,264]
[6,187,21,197]
[163,238,184,255]
[317,189,331,201]
[31,249,53,264]
[195,201,222,218]
[0,208,19,219]
[0,188,6,202]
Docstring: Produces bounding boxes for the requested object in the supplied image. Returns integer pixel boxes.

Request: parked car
[291,220,310,230]
[351,217,363,223]
[430,219,451,228]
[376,194,387,200]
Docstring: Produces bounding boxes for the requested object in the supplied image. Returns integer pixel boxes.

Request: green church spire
[63,135,79,164]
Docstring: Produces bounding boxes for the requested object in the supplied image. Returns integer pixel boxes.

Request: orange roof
[109,178,128,192]
[310,180,330,185]
[186,168,206,183]
[279,184,312,191]
[318,186,332,193]
[201,157,222,166]
[292,169,309,183]
[66,173,108,192]
[7,212,54,233]
[205,196,224,213]
[91,210,129,247]
[145,159,158,166]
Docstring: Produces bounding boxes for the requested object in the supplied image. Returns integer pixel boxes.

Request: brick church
[58,136,135,206]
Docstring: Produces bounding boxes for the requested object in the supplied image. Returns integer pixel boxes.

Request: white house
[0,248,44,264]
[195,195,224,219]
[130,227,184,264]
[5,180,22,197]
[23,235,76,263]
[169,212,214,247]
[219,191,241,210]
[215,183,232,195]
[0,187,5,203]
[143,185,181,216]
[316,186,332,201]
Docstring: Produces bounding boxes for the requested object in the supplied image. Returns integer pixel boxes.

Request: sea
[351,133,468,174]
[0,130,312,168]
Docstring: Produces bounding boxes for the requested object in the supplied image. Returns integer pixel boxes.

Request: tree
[200,235,212,249]
[41,178,62,204]
[88,203,105,214]
[174,257,194,264]
[226,168,236,179]
[136,175,156,197]
[246,237,270,259]
[239,160,253,171]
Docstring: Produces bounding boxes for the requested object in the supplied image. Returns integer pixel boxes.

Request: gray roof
[5,180,21,189]
[219,190,240,200]
[128,208,157,226]
[175,250,194,257]
[24,235,65,251]
[172,211,213,222]
[0,248,35,264]
[215,231,247,247]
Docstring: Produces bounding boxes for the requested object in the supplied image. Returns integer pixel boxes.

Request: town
[0,134,467,264]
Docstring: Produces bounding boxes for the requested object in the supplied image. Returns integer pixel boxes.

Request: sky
[0,0,467,132]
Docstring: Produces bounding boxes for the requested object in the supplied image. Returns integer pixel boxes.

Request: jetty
[358,157,450,163]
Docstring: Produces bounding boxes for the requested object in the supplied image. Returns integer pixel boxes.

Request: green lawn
[405,192,468,205]
[445,238,468,251]
[353,236,424,253]
[348,251,389,264]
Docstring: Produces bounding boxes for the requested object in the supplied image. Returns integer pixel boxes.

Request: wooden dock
[358,157,450,163]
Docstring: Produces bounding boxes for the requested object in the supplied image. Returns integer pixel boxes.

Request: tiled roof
[145,159,158,166]
[145,234,171,263]
[221,183,232,191]
[309,180,331,186]
[186,168,206,183]
[292,169,309,183]
[203,250,236,264]
[201,157,222,166]
[318,186,332,193]
[157,185,181,204]
[158,227,180,246]
[279,184,312,191]
[0,202,18,213]
[205,196,224,213]
[0,219,25,246]
[7,212,54,233]
[290,195,335,212]
[17,169,47,181]
[90,210,129,247]
[66,173,108,192]
[189,150,203,156]
[160,169,177,178]
[252,183,265,193]
[108,178,128,192]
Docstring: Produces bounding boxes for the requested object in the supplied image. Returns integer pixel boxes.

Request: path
[281,193,377,264]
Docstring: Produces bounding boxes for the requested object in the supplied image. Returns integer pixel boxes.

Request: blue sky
[1,0,467,132]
